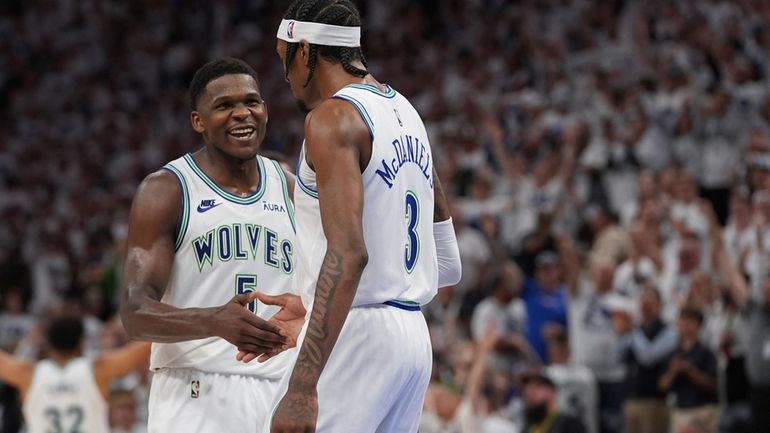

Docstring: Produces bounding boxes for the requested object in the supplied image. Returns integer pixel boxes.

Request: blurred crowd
[2,0,770,432]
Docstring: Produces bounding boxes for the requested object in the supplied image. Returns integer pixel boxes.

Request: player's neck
[50,351,79,366]
[200,148,260,192]
[315,61,378,101]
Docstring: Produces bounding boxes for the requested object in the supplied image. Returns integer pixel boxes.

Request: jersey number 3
[404,191,420,273]
[44,406,83,433]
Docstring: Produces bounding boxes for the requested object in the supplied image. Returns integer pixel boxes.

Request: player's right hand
[237,292,306,363]
[210,294,289,354]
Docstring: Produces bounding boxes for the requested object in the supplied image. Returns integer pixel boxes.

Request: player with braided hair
[281,0,369,92]
[249,1,463,432]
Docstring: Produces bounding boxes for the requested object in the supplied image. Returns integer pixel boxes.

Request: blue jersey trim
[296,148,319,199]
[346,83,397,99]
[383,300,421,311]
[183,153,267,205]
[270,159,297,233]
[332,95,374,141]
[297,177,319,199]
[161,165,190,251]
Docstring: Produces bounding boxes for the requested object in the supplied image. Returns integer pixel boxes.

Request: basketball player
[119,58,305,432]
[263,1,462,432]
[0,316,150,433]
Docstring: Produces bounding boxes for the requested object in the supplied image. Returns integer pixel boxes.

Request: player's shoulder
[129,167,183,227]
[307,97,360,125]
[136,168,182,200]
[305,98,370,146]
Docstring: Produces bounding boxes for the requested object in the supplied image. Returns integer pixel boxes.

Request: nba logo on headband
[277,19,361,47]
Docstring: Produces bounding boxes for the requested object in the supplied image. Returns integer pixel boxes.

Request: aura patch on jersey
[262,201,287,213]
[191,223,294,272]
[375,134,433,189]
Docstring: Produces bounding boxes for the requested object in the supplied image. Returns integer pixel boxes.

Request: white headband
[277,19,361,47]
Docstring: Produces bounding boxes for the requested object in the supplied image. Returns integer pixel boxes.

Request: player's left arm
[270,99,369,432]
[433,166,461,288]
[0,350,33,397]
[93,341,152,397]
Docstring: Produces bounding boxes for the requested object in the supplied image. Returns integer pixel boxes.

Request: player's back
[294,83,438,308]
[23,358,109,433]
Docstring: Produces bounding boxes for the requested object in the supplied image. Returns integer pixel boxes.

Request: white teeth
[229,127,255,137]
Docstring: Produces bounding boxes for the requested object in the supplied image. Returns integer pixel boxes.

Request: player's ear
[299,40,311,67]
[263,102,268,126]
[191,111,205,134]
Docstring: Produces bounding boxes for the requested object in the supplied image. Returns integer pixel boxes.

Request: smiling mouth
[228,126,257,140]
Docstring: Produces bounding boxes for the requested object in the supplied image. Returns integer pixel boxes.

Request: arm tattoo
[292,249,344,386]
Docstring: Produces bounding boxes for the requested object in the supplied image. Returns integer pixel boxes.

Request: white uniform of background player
[149,155,297,432]
[265,17,462,433]
[24,358,109,433]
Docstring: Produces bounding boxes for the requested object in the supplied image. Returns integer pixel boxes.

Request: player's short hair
[188,58,259,111]
[282,0,369,87]
[45,316,84,353]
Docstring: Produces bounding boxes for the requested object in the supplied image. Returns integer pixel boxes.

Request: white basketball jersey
[294,83,438,308]
[150,153,297,378]
[23,358,109,433]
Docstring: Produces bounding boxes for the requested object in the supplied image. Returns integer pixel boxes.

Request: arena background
[2,0,770,432]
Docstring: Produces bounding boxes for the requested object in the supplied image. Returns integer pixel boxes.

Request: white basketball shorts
[149,368,279,433]
[263,303,433,433]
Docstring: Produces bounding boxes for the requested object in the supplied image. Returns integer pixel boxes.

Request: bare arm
[465,330,496,410]
[681,361,717,393]
[93,342,152,397]
[119,170,286,353]
[659,356,682,393]
[556,232,580,295]
[703,200,748,309]
[271,100,370,430]
[0,350,33,397]
[659,355,717,394]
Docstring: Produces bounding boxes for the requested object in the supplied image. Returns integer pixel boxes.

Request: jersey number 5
[404,191,420,273]
[235,274,258,314]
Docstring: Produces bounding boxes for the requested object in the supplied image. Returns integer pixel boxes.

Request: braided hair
[283,0,369,87]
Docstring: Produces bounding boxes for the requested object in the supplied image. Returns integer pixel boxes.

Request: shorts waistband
[382,300,421,311]
[351,299,422,311]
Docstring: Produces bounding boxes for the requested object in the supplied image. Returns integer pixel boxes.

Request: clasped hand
[213,291,306,360]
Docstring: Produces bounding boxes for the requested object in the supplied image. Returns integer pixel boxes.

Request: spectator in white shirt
[109,389,147,433]
[546,328,599,433]
[471,262,537,373]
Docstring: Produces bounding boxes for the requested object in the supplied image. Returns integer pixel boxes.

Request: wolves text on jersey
[374,134,433,189]
[192,223,293,273]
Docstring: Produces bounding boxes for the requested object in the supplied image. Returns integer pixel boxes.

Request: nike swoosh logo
[197,203,221,213]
